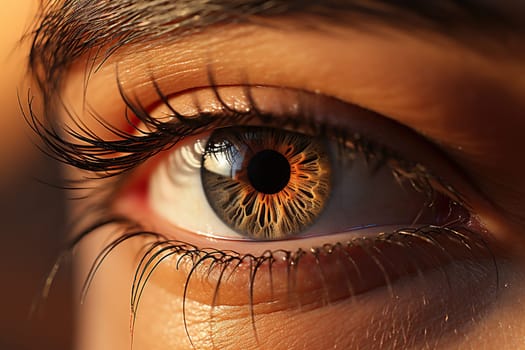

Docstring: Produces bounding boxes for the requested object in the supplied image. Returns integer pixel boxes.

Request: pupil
[247,149,291,194]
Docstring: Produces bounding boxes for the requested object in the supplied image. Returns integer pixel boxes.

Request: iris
[201,126,331,240]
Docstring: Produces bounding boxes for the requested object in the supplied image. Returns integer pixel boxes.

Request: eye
[201,126,331,240]
[148,123,459,242]
[109,83,491,295]
[113,84,467,247]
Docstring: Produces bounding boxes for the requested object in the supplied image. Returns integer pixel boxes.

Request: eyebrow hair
[29,0,517,98]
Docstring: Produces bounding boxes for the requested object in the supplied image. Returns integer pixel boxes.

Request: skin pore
[26,1,525,349]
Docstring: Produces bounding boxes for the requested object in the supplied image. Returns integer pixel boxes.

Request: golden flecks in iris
[202,127,331,240]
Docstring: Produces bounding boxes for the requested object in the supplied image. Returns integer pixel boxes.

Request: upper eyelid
[31,31,506,230]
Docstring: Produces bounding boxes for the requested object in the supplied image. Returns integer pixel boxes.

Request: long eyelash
[26,73,254,177]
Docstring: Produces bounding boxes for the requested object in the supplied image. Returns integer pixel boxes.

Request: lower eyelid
[114,187,492,306]
[117,222,498,349]
[109,173,495,311]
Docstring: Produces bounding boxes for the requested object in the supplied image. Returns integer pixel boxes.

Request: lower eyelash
[54,215,497,347]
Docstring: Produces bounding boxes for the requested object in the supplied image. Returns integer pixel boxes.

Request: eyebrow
[29,0,517,97]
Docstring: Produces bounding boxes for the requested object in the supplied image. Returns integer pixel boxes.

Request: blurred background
[0,2,72,349]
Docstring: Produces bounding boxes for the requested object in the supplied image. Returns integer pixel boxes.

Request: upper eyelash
[26,72,457,204]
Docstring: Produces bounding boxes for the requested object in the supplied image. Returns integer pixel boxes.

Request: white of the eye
[149,137,242,238]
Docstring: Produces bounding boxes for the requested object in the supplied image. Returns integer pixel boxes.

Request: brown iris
[201,126,331,240]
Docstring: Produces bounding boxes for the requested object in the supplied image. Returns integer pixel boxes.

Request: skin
[6,3,525,350]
